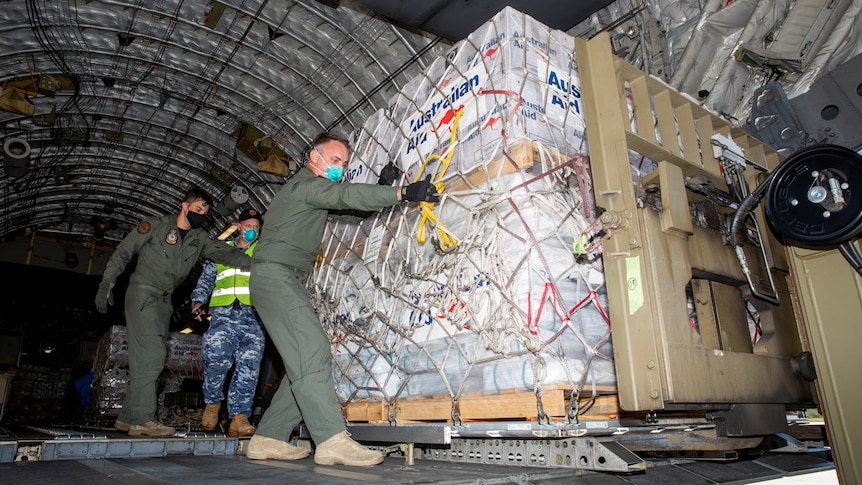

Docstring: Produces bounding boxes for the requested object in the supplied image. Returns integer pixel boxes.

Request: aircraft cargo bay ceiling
[0,0,616,243]
[1,0,860,247]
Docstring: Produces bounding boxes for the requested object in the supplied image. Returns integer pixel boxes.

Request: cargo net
[307,8,649,421]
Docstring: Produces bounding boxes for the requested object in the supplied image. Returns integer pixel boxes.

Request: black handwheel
[765,144,862,246]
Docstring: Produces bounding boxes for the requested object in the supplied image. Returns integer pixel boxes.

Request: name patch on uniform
[137,221,150,234]
[166,229,178,245]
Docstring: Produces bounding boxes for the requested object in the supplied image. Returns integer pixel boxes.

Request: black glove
[401,175,440,202]
[377,161,403,186]
[95,282,114,313]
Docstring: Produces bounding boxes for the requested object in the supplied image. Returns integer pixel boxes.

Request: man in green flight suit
[95,186,252,437]
[246,132,439,466]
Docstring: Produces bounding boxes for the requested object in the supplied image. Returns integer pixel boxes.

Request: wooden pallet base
[344,385,620,424]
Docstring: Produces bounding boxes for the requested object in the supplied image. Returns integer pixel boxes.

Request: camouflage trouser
[202,306,265,418]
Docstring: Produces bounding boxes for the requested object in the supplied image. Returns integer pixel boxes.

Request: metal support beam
[421,436,645,473]
[787,244,862,485]
[347,423,451,445]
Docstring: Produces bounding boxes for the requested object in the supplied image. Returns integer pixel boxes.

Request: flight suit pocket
[138,294,158,312]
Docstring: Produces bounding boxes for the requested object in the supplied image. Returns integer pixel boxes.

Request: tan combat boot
[201,403,220,431]
[128,420,176,437]
[246,435,309,460]
[313,431,383,466]
[228,413,256,436]
[114,420,130,432]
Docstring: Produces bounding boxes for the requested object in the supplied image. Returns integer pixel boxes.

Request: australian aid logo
[398,64,487,167]
[543,59,585,128]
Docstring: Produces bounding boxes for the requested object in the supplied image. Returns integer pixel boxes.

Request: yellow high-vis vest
[210,240,256,307]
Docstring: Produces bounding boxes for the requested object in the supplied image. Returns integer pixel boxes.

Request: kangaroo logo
[432,104,464,132]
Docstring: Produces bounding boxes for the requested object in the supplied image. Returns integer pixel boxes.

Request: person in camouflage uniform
[190,208,264,436]
[95,187,251,437]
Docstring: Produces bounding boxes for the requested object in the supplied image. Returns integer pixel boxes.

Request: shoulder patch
[137,221,151,234]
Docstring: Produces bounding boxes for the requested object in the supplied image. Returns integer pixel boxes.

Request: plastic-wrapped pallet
[88,325,204,419]
[86,327,126,419]
[313,6,617,409]
[2,364,72,424]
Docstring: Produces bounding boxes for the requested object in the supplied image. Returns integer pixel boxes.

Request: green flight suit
[99,214,251,425]
[250,168,399,444]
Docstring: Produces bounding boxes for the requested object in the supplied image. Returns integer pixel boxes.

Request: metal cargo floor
[0,452,837,484]
[0,426,836,484]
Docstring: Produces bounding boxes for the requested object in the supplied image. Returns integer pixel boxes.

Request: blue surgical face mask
[315,148,344,182]
[243,228,257,243]
[325,165,344,182]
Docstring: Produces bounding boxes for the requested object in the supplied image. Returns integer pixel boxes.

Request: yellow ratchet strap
[412,109,464,251]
